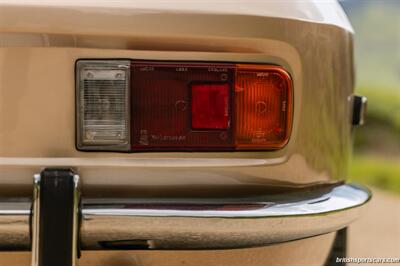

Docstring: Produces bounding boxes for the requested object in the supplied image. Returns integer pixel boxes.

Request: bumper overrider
[0,169,370,265]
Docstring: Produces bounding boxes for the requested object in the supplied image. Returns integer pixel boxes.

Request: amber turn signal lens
[235,65,292,149]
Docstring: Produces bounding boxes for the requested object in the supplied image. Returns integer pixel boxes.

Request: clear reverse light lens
[76,60,130,151]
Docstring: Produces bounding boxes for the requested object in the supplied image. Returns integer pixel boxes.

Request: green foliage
[342,2,400,194]
[350,156,400,194]
[356,87,400,133]
[352,87,400,194]
[353,87,400,155]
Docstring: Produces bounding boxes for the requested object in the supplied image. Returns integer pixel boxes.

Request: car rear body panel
[0,13,354,197]
[0,1,360,265]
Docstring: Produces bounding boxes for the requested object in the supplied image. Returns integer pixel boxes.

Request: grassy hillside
[350,156,400,194]
[341,1,400,194]
[351,86,400,195]
[354,86,400,155]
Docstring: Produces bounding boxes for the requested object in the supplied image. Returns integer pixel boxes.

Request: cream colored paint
[0,41,317,194]
[0,42,300,159]
[0,0,352,32]
[0,9,354,195]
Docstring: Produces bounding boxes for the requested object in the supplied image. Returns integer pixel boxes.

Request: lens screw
[86,72,94,79]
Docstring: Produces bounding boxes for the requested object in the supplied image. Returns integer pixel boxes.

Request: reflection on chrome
[82,184,370,218]
[0,183,370,250]
[80,183,371,249]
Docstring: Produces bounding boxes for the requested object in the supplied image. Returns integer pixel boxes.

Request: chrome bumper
[0,182,370,250]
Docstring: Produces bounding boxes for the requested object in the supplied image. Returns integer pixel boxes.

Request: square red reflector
[191,83,230,130]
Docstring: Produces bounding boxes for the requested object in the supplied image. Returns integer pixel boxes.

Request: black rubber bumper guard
[32,168,80,266]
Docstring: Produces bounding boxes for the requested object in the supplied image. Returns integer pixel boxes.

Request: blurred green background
[341,0,400,194]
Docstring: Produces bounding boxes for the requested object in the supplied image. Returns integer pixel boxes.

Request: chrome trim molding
[82,183,370,218]
[0,198,30,251]
[0,183,370,250]
[72,175,80,264]
[80,183,371,249]
[31,174,41,265]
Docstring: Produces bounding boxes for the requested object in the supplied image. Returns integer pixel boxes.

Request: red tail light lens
[77,60,292,152]
[191,83,230,130]
[131,62,234,150]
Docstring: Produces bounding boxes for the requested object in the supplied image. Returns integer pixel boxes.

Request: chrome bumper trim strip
[80,183,370,249]
[0,198,31,251]
[0,183,371,250]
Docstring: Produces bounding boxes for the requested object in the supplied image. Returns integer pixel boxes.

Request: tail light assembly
[76,60,293,152]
